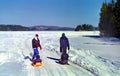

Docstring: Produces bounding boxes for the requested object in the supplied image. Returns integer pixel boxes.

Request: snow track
[22,37,93,76]
[0,31,120,76]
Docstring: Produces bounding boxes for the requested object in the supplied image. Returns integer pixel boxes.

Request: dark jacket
[61,53,69,61]
[32,38,41,48]
[60,53,69,64]
[32,58,42,64]
[60,36,70,52]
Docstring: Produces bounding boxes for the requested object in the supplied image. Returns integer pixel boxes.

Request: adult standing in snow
[60,33,70,54]
[32,34,42,60]
[59,33,70,64]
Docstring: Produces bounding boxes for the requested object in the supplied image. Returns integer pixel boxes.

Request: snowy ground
[0,31,120,76]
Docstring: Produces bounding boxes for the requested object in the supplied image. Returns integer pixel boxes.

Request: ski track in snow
[0,31,120,76]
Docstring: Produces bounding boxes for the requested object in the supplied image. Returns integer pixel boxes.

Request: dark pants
[60,47,67,54]
[60,53,69,64]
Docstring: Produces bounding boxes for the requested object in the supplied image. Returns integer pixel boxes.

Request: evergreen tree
[99,2,108,36]
[106,0,116,37]
[113,0,120,37]
[75,25,82,31]
[99,0,116,37]
[75,24,94,31]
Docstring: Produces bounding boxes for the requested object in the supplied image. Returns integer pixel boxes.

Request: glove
[40,46,42,50]
[40,47,42,50]
[68,47,70,50]
[60,47,62,53]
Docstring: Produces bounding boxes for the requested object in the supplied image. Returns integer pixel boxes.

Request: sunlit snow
[0,31,120,76]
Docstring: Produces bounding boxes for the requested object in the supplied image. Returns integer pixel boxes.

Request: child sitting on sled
[32,55,42,66]
[59,52,69,64]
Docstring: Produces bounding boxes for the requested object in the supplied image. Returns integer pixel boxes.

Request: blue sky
[0,0,111,27]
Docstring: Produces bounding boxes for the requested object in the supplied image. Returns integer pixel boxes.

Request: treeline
[0,24,97,31]
[0,25,29,31]
[0,24,74,31]
[99,0,120,37]
[75,24,96,31]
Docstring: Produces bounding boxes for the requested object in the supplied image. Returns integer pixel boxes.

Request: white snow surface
[0,31,120,76]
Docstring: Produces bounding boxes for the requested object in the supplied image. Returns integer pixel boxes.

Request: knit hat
[35,34,38,37]
[62,33,65,37]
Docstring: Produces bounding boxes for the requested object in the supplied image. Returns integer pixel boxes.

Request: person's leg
[35,48,39,56]
[62,48,67,54]
[32,52,35,60]
[32,48,39,60]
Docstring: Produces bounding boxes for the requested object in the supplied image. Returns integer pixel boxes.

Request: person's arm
[38,39,42,50]
[39,59,42,62]
[39,45,42,50]
[32,39,35,48]
[67,38,70,50]
[31,59,36,66]
[60,38,62,52]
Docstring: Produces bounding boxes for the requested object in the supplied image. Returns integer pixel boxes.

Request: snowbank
[0,31,120,76]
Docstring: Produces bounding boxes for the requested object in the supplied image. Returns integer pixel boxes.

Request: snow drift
[0,31,120,76]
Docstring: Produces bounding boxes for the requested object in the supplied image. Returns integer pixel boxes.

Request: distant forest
[0,25,29,31]
[0,24,74,31]
[0,24,98,31]
[75,24,98,31]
